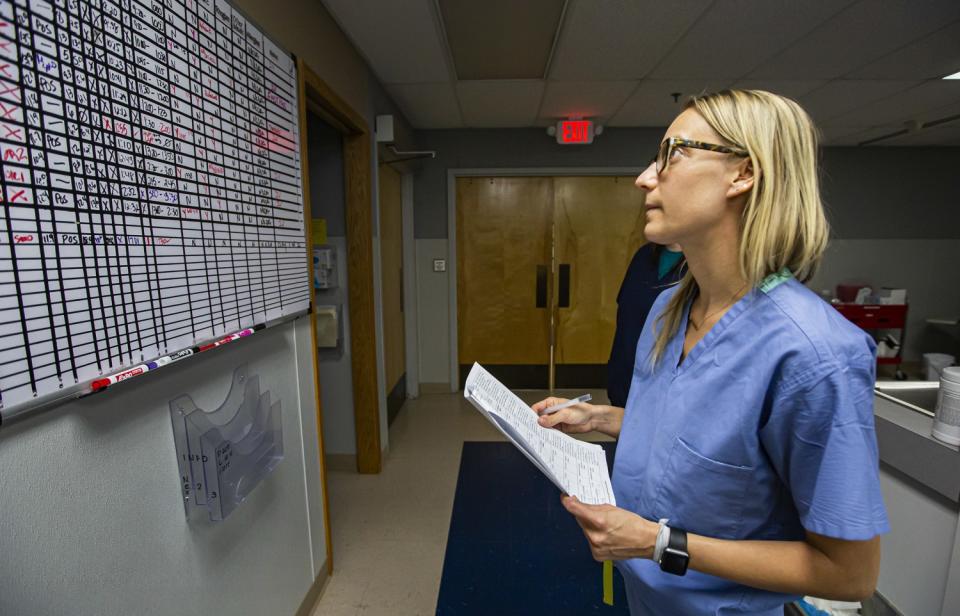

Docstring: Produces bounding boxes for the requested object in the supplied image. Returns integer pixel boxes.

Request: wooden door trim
[446,168,641,392]
[299,59,382,477]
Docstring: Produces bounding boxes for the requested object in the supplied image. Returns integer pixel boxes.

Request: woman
[607,242,684,408]
[532,90,888,616]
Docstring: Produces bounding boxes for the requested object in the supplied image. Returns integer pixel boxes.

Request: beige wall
[234,0,373,123]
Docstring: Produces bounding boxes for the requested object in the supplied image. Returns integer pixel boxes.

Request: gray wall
[821,147,960,240]
[413,128,960,241]
[413,128,663,238]
[307,112,346,235]
[410,128,960,381]
[0,320,326,616]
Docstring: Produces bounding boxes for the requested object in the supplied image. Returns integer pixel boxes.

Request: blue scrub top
[612,270,890,616]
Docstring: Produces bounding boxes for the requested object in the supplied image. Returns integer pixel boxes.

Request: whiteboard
[0,0,309,413]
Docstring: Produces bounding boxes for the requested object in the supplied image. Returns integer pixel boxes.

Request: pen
[540,393,592,415]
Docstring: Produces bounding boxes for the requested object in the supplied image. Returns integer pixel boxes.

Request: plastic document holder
[169,365,284,521]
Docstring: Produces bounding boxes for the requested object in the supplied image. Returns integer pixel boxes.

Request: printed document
[464,363,616,506]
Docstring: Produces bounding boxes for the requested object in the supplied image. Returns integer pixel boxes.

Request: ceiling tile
[747,0,960,80]
[457,80,545,127]
[439,0,564,79]
[819,124,892,146]
[323,0,450,84]
[877,120,960,146]
[730,80,828,100]
[387,83,463,128]
[538,81,637,123]
[848,20,960,80]
[549,0,712,81]
[609,79,732,127]
[797,80,920,125]
[824,80,960,128]
[652,0,856,80]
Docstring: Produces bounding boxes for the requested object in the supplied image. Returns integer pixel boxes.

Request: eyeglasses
[650,137,749,175]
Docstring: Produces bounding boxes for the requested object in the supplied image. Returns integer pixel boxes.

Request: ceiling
[322,0,960,145]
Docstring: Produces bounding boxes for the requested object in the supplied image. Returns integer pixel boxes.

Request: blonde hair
[650,89,829,366]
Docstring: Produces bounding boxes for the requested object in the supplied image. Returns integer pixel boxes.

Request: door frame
[299,60,382,474]
[446,168,642,392]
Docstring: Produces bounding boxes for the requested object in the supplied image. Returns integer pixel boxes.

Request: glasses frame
[652,137,749,175]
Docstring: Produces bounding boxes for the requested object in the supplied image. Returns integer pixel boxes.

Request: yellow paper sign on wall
[312,218,327,246]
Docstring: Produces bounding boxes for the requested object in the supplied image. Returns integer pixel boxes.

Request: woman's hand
[531,397,596,434]
[561,495,658,561]
[531,398,624,438]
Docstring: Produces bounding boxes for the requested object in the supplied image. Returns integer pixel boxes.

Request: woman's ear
[727,158,754,198]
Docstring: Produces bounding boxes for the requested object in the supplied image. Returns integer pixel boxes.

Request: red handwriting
[208,164,224,175]
[0,63,12,78]
[3,146,26,161]
[0,102,19,120]
[9,188,26,202]
[14,234,33,243]
[199,47,216,65]
[5,169,24,182]
[2,124,22,140]
[0,82,20,101]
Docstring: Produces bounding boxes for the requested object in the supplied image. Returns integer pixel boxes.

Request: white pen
[540,393,592,415]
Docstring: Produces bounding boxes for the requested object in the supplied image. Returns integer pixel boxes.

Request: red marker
[90,364,148,391]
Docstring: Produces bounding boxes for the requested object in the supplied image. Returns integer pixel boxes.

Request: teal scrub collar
[758,268,794,294]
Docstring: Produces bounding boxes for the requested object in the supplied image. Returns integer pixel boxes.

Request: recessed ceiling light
[944,70,960,80]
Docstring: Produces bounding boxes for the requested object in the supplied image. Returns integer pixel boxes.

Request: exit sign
[556,120,595,145]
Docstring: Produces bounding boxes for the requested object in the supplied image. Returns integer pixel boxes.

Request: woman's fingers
[538,408,573,428]
[530,397,566,414]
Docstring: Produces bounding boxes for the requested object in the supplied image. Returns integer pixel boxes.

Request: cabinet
[834,304,908,370]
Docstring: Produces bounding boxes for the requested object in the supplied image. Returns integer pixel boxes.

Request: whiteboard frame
[0,309,309,425]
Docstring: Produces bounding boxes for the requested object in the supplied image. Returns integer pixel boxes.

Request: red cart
[833,303,909,380]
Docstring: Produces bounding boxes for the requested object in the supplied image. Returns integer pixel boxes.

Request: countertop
[874,392,960,503]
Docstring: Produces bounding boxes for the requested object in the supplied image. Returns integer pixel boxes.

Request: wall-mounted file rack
[169,365,284,522]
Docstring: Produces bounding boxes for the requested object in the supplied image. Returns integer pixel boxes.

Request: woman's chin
[642,222,672,246]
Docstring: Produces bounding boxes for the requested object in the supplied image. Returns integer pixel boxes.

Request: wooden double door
[457,176,645,390]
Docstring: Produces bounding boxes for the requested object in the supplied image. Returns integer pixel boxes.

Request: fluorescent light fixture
[944,70,960,80]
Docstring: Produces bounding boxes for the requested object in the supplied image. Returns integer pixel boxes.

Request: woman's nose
[636,161,657,192]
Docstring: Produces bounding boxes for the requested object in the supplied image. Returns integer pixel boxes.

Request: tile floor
[309,388,611,616]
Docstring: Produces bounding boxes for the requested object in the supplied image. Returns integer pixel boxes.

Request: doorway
[378,164,406,425]
[455,174,645,389]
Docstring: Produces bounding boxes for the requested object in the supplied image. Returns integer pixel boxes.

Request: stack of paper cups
[932,367,960,446]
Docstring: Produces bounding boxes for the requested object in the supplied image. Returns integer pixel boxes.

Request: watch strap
[659,526,689,576]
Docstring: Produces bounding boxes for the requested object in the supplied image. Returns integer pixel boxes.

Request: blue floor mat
[436,441,630,615]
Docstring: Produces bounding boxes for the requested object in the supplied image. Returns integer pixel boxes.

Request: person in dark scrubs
[607,243,684,408]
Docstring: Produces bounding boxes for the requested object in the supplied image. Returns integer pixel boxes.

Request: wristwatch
[658,525,689,576]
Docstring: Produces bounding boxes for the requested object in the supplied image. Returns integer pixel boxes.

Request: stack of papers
[464,363,616,506]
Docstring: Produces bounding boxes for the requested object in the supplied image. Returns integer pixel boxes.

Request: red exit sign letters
[556,120,594,145]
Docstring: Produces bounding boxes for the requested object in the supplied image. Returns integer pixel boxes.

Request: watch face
[661,547,689,576]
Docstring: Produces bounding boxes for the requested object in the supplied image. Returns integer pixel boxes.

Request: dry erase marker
[540,394,592,415]
[90,363,150,391]
[147,347,194,370]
